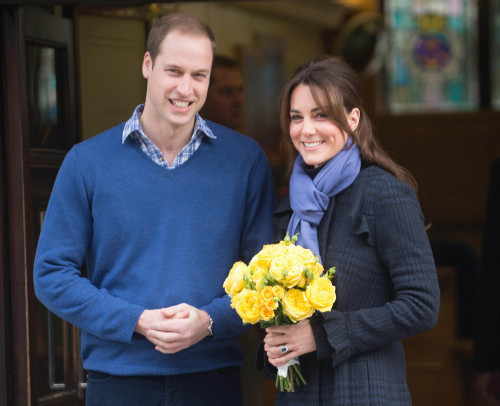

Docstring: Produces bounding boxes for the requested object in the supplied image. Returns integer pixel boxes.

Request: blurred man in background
[200,54,244,131]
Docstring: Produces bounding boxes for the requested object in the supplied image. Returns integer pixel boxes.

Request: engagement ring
[280,345,288,353]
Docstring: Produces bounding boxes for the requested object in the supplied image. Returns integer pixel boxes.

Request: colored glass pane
[384,0,478,113]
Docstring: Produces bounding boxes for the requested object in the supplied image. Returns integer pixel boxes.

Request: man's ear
[142,52,152,79]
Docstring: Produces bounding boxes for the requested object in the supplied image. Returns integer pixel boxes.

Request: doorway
[1,6,83,405]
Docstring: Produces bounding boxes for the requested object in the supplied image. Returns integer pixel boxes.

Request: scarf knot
[287,140,361,263]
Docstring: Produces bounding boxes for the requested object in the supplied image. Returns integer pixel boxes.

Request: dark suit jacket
[259,164,440,405]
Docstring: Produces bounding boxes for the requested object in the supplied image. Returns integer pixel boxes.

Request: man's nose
[177,75,193,96]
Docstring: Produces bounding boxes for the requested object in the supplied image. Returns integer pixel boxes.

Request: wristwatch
[207,316,214,337]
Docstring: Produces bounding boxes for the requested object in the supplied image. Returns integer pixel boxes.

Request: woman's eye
[290,115,302,121]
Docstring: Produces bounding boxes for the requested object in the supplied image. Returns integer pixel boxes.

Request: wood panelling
[373,112,500,226]
[404,266,490,406]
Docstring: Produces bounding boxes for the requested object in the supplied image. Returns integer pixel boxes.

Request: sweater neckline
[125,135,209,176]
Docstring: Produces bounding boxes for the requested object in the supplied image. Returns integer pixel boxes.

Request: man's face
[201,67,244,130]
[142,30,213,132]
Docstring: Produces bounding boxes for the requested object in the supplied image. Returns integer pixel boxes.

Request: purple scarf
[286,140,361,263]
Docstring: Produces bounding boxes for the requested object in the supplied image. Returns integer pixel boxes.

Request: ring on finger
[280,345,288,353]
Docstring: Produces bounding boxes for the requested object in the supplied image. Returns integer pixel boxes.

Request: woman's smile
[303,141,324,148]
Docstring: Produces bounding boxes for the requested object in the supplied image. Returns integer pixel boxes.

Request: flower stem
[293,364,307,385]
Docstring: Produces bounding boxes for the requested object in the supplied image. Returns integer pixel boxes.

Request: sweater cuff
[310,313,332,360]
[201,296,248,339]
[116,304,146,344]
[322,310,353,367]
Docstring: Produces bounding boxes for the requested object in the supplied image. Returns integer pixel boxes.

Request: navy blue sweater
[34,121,276,375]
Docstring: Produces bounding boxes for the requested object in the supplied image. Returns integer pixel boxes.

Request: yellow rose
[230,288,249,308]
[248,253,268,270]
[223,261,248,297]
[290,244,317,266]
[268,254,287,284]
[234,290,264,324]
[283,252,305,288]
[272,285,285,299]
[260,307,275,321]
[261,286,279,310]
[264,297,278,311]
[296,274,307,290]
[309,262,324,277]
[261,286,275,301]
[249,242,287,269]
[282,288,315,322]
[306,277,336,312]
[250,267,268,291]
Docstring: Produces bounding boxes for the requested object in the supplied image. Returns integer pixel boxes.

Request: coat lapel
[273,195,292,241]
[317,196,336,263]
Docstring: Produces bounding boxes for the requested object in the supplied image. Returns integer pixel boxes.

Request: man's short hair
[147,13,216,64]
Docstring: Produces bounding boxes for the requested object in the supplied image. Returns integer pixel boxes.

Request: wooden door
[1,6,84,405]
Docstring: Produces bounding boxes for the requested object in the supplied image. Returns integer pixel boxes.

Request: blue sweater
[33,121,276,375]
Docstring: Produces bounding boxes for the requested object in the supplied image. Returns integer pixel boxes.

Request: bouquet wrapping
[223,234,336,392]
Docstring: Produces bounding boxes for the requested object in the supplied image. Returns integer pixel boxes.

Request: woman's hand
[264,319,316,367]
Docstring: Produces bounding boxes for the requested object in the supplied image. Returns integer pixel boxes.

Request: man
[199,54,244,131]
[33,13,276,406]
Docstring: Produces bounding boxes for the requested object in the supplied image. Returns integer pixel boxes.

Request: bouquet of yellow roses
[223,234,336,392]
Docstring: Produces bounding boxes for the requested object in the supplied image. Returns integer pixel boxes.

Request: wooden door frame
[0,9,14,405]
[1,6,36,405]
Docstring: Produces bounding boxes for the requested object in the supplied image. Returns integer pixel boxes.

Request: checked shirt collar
[122,104,216,169]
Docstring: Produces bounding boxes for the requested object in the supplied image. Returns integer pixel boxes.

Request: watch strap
[207,315,214,337]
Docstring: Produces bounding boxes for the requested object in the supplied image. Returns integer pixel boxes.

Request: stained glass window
[384,0,478,113]
[492,0,500,109]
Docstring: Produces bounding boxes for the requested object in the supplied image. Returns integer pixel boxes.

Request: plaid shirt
[122,104,216,169]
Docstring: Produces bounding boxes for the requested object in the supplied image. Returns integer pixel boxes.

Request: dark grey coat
[258,164,440,405]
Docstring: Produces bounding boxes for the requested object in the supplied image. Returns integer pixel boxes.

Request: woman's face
[289,84,359,168]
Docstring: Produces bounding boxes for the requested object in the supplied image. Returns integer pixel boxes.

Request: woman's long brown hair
[278,55,417,193]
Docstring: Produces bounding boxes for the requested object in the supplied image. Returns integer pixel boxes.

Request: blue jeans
[85,366,243,406]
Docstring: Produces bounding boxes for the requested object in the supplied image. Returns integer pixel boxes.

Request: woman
[259,56,440,405]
